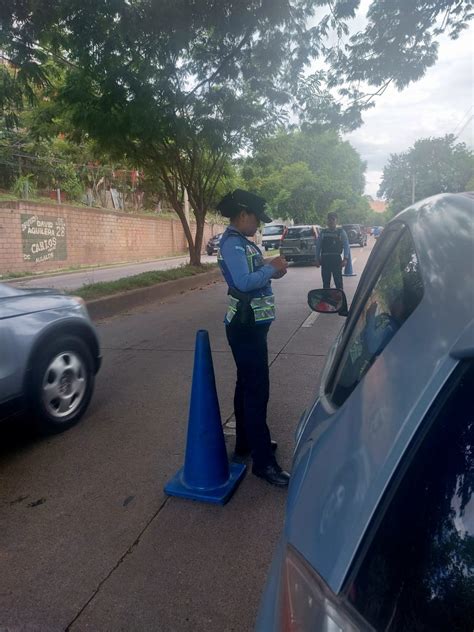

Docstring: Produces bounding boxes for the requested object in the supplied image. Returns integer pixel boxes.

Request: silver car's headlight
[70,296,89,315]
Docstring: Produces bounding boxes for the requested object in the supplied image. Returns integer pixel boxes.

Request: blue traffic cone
[343,249,357,276]
[164,329,246,504]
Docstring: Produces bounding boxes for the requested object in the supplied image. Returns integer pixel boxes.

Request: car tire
[28,335,95,435]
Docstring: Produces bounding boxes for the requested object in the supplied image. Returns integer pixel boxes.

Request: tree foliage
[241,129,370,224]
[378,135,474,215]
[1,0,473,261]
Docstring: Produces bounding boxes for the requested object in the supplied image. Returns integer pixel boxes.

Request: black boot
[252,462,290,487]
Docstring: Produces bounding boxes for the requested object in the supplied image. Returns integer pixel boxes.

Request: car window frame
[339,359,473,627]
[324,221,408,405]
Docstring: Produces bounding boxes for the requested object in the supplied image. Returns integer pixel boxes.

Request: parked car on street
[0,284,101,434]
[257,192,474,631]
[342,223,367,247]
[279,225,321,263]
[261,224,287,251]
[206,232,223,255]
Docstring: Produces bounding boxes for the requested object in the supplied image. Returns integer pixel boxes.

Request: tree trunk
[173,203,197,264]
[158,168,198,264]
[189,211,205,266]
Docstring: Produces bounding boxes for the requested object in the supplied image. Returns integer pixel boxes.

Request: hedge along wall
[0,201,225,275]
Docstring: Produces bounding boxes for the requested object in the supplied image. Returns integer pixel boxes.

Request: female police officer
[216,189,290,487]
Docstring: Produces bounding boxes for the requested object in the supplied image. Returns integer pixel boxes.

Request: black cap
[216,189,272,223]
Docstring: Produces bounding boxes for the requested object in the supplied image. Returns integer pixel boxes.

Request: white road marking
[352,258,357,265]
[302,311,320,327]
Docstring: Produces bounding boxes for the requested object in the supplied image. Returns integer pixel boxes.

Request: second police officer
[216,189,290,488]
[315,211,350,290]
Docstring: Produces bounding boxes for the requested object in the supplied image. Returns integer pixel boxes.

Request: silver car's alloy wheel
[41,352,87,420]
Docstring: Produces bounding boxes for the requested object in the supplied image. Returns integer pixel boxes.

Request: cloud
[344,25,474,197]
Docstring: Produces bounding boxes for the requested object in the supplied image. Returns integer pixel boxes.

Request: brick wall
[0,201,225,275]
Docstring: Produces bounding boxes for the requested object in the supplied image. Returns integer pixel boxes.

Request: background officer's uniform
[218,225,277,470]
[316,227,350,289]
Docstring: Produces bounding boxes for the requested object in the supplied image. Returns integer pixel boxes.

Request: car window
[347,362,474,631]
[285,227,314,238]
[262,226,284,236]
[327,227,423,407]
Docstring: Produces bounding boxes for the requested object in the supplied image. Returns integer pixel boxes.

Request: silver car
[257,192,474,631]
[0,284,101,434]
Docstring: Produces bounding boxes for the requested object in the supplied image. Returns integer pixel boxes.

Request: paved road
[0,246,371,631]
[12,254,217,291]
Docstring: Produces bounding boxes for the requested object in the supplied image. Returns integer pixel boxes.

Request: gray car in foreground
[257,192,474,631]
[0,284,101,434]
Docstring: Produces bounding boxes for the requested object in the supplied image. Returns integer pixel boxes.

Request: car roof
[286,192,474,592]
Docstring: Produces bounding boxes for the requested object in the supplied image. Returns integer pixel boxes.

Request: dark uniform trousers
[322,254,343,290]
[225,321,275,469]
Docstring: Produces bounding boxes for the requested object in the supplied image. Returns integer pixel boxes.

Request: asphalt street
[0,244,372,631]
[11,254,217,291]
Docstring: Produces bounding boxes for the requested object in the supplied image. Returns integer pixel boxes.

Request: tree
[378,135,474,215]
[2,1,472,263]
[241,129,369,224]
[1,1,353,264]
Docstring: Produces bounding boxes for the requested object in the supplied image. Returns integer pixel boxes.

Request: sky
[343,24,474,198]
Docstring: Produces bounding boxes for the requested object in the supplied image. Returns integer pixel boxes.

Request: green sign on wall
[21,214,67,264]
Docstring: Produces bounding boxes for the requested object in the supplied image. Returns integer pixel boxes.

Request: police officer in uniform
[216,189,290,487]
[315,212,350,289]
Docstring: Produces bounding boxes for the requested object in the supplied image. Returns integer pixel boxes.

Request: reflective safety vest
[320,228,343,256]
[218,228,276,326]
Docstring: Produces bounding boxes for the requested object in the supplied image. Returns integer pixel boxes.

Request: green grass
[0,270,34,280]
[76,263,217,301]
[0,193,19,202]
[0,192,62,204]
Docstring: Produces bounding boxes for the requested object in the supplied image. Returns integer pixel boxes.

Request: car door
[345,360,474,631]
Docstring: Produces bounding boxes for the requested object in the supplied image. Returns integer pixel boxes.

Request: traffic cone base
[165,461,246,505]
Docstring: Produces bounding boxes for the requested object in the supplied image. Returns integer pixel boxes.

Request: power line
[454,115,474,141]
[451,105,473,137]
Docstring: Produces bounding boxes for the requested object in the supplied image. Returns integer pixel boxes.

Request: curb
[86,268,223,320]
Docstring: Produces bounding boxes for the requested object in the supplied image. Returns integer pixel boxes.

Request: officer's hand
[315,258,321,268]
[342,258,348,268]
[272,268,287,279]
[270,256,288,274]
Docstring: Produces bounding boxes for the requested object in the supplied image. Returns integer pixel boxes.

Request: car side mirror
[307,289,348,316]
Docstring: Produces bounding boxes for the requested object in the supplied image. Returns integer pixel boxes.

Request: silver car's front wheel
[30,335,95,435]
[42,352,87,419]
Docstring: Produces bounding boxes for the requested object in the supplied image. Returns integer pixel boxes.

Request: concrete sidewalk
[9,254,217,291]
